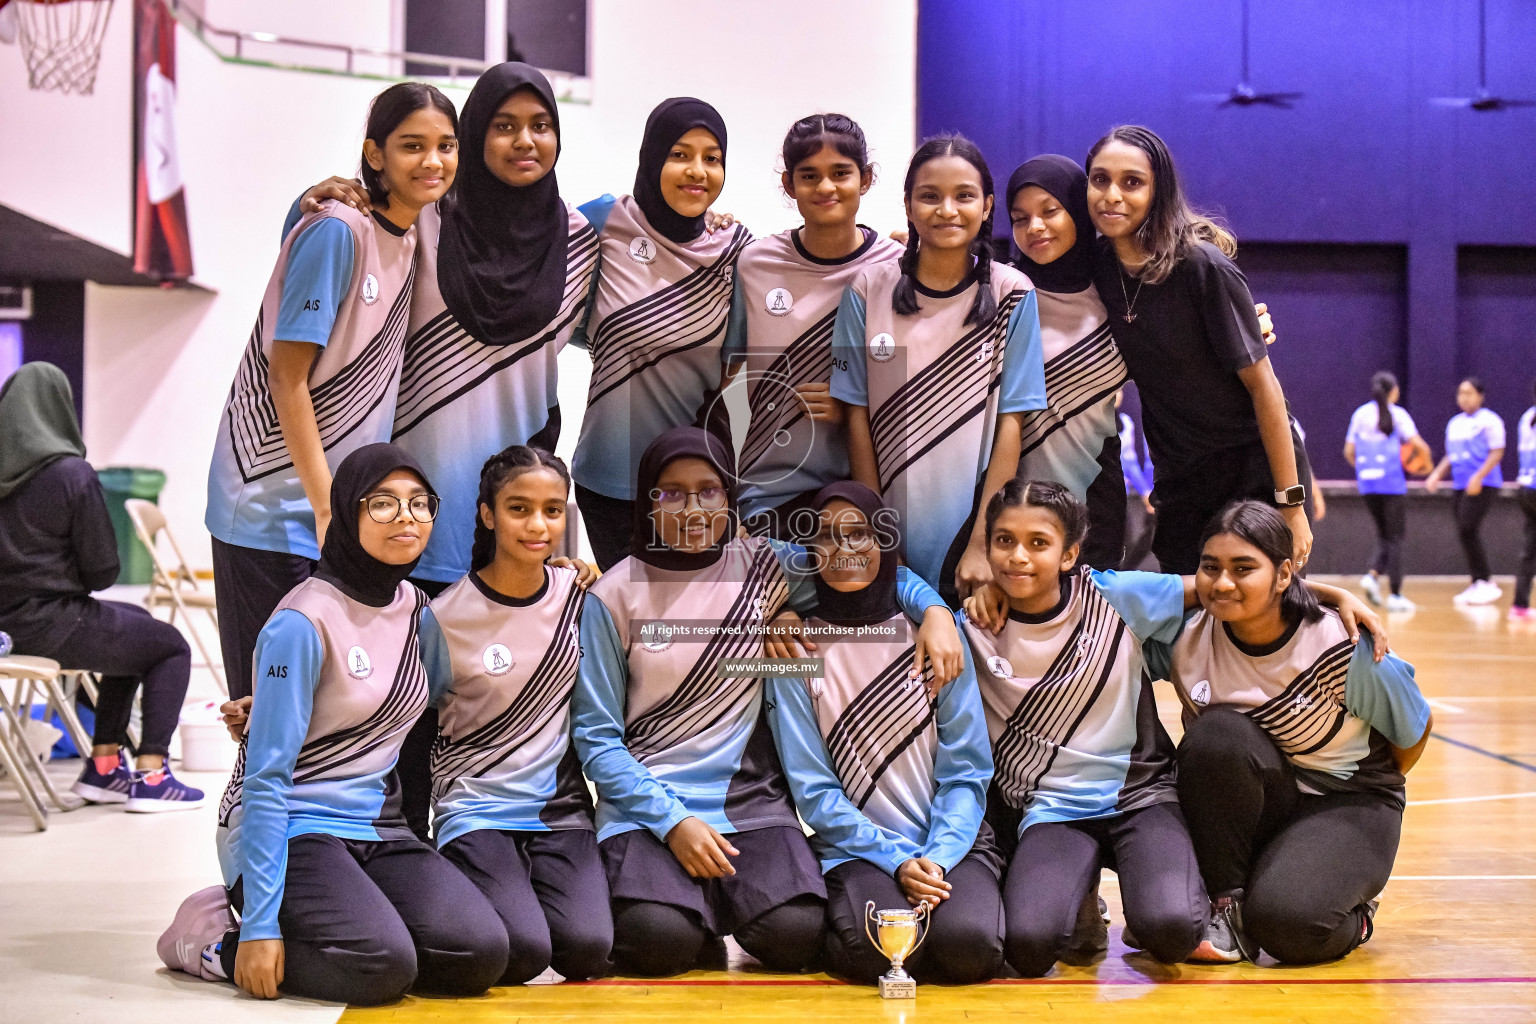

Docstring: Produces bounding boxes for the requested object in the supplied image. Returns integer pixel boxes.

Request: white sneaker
[158,885,233,981]
[1465,580,1502,606]
[1453,582,1482,604]
[1387,594,1417,613]
[1360,574,1382,606]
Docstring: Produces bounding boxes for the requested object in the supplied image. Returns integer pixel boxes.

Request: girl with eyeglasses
[572,428,963,976]
[183,444,508,1005]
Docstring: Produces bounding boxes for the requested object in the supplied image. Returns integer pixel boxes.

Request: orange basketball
[1401,443,1433,476]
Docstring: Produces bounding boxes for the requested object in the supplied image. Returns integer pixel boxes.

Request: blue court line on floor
[1431,732,1536,774]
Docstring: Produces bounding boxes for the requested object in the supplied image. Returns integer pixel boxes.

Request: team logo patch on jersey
[1290,693,1314,715]
[1191,680,1211,707]
[987,655,1014,679]
[361,273,379,305]
[482,644,514,677]
[765,287,794,316]
[1077,633,1095,655]
[628,236,657,264]
[639,622,674,653]
[977,339,995,364]
[870,333,896,363]
[347,646,373,680]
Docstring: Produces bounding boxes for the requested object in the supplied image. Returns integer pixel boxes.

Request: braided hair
[984,477,1089,550]
[893,133,998,327]
[470,444,570,571]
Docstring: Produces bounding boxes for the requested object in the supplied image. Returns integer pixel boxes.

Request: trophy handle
[863,901,879,953]
[908,899,932,957]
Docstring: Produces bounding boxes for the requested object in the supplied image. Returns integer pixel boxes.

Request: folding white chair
[124,499,227,694]
[0,655,86,829]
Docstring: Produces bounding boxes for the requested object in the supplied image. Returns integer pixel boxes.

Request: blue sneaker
[125,765,205,813]
[72,753,137,804]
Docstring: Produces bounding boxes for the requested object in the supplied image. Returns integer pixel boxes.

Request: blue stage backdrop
[918,0,1536,480]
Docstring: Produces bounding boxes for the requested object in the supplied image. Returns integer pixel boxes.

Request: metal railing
[160,0,591,101]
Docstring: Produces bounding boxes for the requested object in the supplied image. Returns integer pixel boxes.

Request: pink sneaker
[158,885,233,981]
[1509,606,1533,621]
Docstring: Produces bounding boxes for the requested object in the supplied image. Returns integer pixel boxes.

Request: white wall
[1,0,916,568]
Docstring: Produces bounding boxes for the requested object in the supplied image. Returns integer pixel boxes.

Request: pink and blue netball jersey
[421,565,593,847]
[721,227,903,519]
[220,578,434,941]
[393,202,600,582]
[829,260,1047,586]
[570,195,752,501]
[767,610,992,874]
[963,567,1184,833]
[207,203,416,558]
[1346,402,1418,495]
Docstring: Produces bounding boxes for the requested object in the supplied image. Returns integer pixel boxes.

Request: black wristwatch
[1273,485,1306,508]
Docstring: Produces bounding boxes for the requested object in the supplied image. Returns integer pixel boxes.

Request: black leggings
[1361,493,1406,595]
[1453,488,1495,583]
[610,896,826,977]
[220,834,507,1005]
[441,828,613,984]
[574,484,635,572]
[823,852,1004,985]
[210,538,313,701]
[40,600,190,757]
[1150,444,1275,575]
[1176,707,1401,964]
[1002,801,1207,976]
[1515,488,1536,608]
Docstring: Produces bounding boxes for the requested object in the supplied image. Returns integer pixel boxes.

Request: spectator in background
[1116,391,1156,570]
[0,362,203,811]
[1511,379,1536,622]
[1345,372,1432,614]
[1426,377,1506,606]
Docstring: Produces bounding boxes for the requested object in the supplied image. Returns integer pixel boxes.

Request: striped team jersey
[570,194,753,500]
[220,578,432,941]
[830,261,1047,586]
[1157,608,1430,808]
[206,203,416,558]
[1516,407,1535,488]
[1017,286,1127,502]
[721,227,903,520]
[766,612,992,875]
[963,567,1184,833]
[422,566,593,848]
[392,202,600,582]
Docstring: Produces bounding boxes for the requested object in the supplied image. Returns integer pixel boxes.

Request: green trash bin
[96,466,168,585]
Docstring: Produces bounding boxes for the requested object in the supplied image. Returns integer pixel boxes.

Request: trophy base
[878,976,916,999]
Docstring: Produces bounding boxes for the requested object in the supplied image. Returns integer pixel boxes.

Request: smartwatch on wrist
[1273,485,1306,508]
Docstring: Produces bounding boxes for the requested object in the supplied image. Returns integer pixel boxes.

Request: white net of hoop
[15,0,116,94]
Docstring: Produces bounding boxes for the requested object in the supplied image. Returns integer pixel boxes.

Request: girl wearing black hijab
[188,443,508,1005]
[289,63,601,590]
[571,429,960,976]
[1006,155,1131,571]
[0,363,201,811]
[569,98,754,570]
[765,482,1005,986]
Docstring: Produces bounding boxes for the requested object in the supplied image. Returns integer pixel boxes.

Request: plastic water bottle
[0,631,11,657]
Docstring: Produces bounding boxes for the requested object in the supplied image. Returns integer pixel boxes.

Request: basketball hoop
[14,0,115,94]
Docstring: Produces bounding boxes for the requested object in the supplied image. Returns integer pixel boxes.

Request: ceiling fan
[1191,0,1304,109]
[1431,0,1536,110]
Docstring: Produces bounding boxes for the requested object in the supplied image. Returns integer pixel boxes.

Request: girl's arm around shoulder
[1089,568,1189,645]
[1343,634,1432,771]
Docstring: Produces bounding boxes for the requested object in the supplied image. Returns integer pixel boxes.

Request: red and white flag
[133,0,193,281]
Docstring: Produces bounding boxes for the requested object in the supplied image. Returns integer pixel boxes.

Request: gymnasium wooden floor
[336,579,1536,1024]
[2,579,1532,1024]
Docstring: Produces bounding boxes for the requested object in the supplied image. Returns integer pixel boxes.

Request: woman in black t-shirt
[1086,125,1310,575]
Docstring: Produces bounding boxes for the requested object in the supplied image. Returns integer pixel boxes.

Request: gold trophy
[864,901,930,998]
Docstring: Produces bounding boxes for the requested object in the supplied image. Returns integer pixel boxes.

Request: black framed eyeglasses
[361,493,440,523]
[652,486,728,514]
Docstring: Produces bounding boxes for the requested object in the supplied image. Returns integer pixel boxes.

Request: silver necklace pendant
[1122,312,1137,323]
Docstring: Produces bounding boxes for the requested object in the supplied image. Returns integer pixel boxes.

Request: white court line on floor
[1408,790,1536,807]
[1389,875,1536,881]
[1426,698,1466,714]
[1421,695,1536,702]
